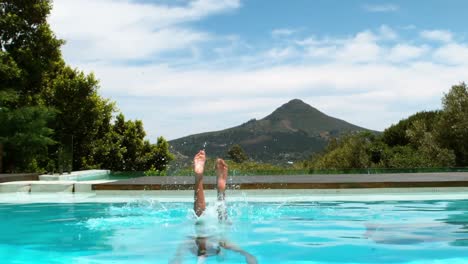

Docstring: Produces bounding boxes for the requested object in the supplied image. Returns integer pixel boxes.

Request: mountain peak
[169,98,373,163]
[260,98,368,136]
[265,98,321,120]
[282,99,310,109]
[286,98,306,105]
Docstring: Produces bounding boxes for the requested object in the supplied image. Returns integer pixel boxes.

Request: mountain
[169,99,375,163]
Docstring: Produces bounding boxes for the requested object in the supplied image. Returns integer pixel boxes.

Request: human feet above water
[216,158,228,192]
[194,150,206,178]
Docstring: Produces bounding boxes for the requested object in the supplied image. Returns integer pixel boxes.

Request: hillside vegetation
[307,83,468,170]
[170,99,374,163]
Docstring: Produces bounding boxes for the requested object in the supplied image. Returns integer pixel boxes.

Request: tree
[88,124,126,171]
[405,120,455,167]
[436,83,468,166]
[0,0,64,105]
[385,146,425,168]
[44,66,116,170]
[0,91,55,172]
[1,0,62,172]
[89,114,174,172]
[227,144,248,163]
[115,114,147,171]
[382,111,441,147]
[141,137,174,172]
[0,91,16,172]
[310,132,374,169]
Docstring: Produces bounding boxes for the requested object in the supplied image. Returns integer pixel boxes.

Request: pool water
[1,199,468,263]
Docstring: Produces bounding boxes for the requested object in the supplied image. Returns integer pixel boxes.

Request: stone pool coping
[0,180,115,193]
[0,173,39,183]
[2,172,468,195]
[39,170,110,181]
[92,172,468,190]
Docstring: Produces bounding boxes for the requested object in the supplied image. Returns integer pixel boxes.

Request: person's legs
[216,158,228,222]
[193,150,206,217]
[172,151,207,263]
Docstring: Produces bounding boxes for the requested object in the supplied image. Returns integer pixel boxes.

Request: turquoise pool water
[1,199,468,263]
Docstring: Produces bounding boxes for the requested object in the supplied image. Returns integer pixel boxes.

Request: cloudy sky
[49,0,468,141]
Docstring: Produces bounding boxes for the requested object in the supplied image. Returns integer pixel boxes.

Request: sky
[48,0,468,141]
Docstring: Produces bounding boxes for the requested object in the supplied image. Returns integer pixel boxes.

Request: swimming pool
[1,194,468,263]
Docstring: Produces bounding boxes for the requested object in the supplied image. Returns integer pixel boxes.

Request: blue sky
[49,0,468,140]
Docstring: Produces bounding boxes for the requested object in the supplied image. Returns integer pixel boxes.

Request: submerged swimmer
[170,150,258,264]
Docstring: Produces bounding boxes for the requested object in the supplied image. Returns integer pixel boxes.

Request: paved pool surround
[0,180,115,193]
[2,172,468,194]
[93,172,468,190]
[0,170,112,193]
[0,173,39,183]
[39,170,110,181]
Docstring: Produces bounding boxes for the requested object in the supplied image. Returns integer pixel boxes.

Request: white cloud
[363,4,399,12]
[387,44,429,62]
[298,27,399,62]
[49,0,240,62]
[434,43,468,65]
[420,30,453,42]
[181,98,286,115]
[83,60,466,100]
[298,31,382,62]
[334,31,381,63]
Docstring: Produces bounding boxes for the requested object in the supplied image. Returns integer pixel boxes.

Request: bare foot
[216,158,228,192]
[194,150,206,179]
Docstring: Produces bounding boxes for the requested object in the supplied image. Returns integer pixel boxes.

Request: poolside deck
[0,173,39,183]
[92,172,468,190]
